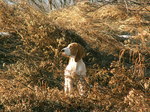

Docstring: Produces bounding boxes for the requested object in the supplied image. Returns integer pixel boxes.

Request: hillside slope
[0,1,149,112]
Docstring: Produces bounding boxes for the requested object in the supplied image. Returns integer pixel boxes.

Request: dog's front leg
[77,76,87,96]
[64,76,73,95]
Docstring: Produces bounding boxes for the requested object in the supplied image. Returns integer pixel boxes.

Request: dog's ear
[75,44,85,62]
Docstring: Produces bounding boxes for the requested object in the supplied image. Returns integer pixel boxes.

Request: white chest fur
[65,57,86,76]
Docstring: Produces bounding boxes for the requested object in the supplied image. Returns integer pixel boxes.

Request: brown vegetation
[0,1,149,112]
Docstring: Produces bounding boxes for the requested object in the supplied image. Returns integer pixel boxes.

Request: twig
[130,0,150,12]
[15,79,35,92]
[124,0,129,13]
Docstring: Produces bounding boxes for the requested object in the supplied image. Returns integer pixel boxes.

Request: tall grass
[0,1,149,111]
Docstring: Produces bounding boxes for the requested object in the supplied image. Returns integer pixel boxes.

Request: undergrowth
[0,1,149,112]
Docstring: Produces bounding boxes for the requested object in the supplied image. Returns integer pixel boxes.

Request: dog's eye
[69,45,73,49]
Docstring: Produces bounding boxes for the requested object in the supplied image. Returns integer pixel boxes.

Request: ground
[0,1,149,112]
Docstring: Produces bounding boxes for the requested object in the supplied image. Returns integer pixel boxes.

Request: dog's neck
[69,56,82,63]
[66,56,82,71]
[65,56,86,76]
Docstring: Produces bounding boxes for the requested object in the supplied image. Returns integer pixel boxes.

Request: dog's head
[61,43,85,62]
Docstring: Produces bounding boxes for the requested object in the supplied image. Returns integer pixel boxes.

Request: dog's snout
[61,47,71,56]
[61,49,65,52]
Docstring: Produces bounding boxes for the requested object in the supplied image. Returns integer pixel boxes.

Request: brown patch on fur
[69,43,85,62]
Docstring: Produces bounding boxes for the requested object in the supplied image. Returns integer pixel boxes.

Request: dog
[61,42,87,96]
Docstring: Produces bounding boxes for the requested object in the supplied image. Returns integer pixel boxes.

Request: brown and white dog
[61,43,87,96]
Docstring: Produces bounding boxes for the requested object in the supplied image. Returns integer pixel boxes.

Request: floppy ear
[75,44,85,62]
